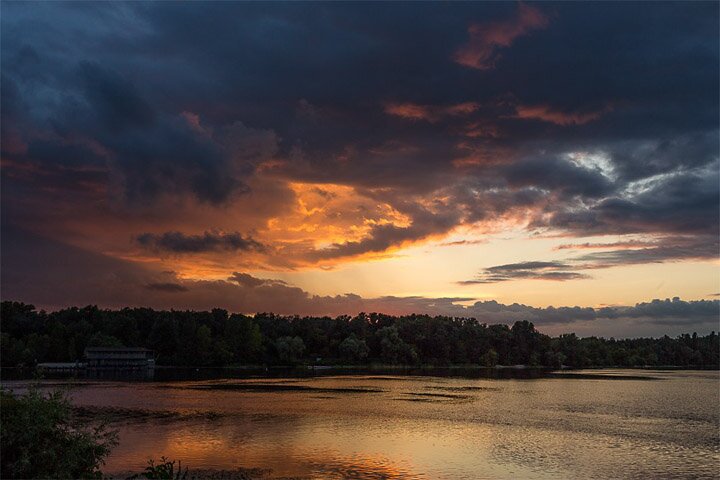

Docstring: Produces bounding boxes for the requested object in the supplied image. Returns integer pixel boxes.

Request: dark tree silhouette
[1,301,718,368]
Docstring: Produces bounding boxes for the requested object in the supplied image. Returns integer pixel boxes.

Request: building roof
[37,362,86,368]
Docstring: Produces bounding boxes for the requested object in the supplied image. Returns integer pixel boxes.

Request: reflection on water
[4,370,719,479]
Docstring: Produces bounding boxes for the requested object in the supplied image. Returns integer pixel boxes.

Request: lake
[4,369,719,479]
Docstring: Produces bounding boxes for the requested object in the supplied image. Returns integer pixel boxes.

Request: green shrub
[0,386,118,479]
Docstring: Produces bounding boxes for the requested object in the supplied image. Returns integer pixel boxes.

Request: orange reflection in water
[7,371,717,479]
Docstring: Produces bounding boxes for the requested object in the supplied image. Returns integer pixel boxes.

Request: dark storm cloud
[26,140,105,170]
[537,168,720,236]
[502,156,615,199]
[456,184,547,224]
[4,3,717,195]
[71,62,271,205]
[1,1,718,306]
[602,133,719,182]
[2,50,267,205]
[79,61,155,131]
[137,231,266,254]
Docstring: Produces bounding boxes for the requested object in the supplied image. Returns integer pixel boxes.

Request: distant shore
[1,363,718,383]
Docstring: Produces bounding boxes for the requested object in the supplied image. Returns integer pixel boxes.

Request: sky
[1,2,719,337]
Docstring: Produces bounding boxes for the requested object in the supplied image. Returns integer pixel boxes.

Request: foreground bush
[0,386,117,479]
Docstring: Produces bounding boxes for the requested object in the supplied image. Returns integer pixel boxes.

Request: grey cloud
[79,61,155,131]
[487,261,569,271]
[463,235,718,284]
[227,272,287,288]
[145,282,188,293]
[137,231,266,254]
[460,261,590,284]
[575,235,718,266]
[537,168,719,236]
[459,298,719,328]
[502,156,616,199]
[597,297,719,325]
[4,57,276,206]
[606,133,719,182]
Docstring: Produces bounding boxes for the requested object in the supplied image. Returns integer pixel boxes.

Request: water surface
[5,369,719,479]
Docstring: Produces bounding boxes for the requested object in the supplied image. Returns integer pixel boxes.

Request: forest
[1,301,718,369]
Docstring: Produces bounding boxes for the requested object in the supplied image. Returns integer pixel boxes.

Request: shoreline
[3,363,718,374]
[1,364,718,383]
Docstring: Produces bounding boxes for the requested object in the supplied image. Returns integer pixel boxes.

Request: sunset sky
[2,2,718,336]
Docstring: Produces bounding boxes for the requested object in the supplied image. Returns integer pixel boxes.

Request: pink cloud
[513,104,612,126]
[463,121,502,139]
[384,102,431,121]
[454,3,550,70]
[384,101,480,122]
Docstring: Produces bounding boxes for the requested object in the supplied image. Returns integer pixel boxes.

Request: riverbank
[3,363,718,383]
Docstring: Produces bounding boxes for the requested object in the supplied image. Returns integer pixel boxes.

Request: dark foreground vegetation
[1,385,251,479]
[1,301,718,369]
[0,386,117,479]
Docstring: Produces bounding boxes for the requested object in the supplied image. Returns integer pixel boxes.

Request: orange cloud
[513,104,612,126]
[454,3,549,70]
[384,102,480,122]
[259,182,418,267]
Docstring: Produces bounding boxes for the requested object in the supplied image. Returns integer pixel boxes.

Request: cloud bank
[0,2,717,337]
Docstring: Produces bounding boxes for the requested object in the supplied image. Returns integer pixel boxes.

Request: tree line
[1,301,718,368]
